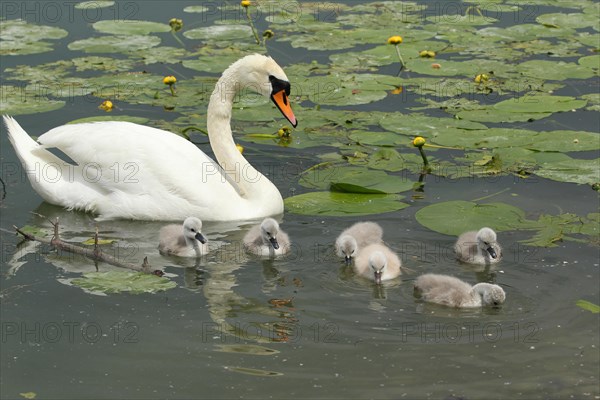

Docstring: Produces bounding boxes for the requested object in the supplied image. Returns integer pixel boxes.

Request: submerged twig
[13,219,160,275]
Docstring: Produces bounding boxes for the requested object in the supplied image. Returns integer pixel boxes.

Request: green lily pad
[183,5,210,13]
[74,1,115,9]
[285,191,409,216]
[18,225,48,237]
[68,35,161,53]
[517,60,596,80]
[0,19,68,55]
[493,95,587,113]
[0,85,65,115]
[456,109,552,123]
[536,157,600,185]
[415,200,538,236]
[536,13,599,30]
[225,366,283,377]
[299,165,414,194]
[183,25,253,41]
[93,20,171,35]
[576,300,600,313]
[67,116,150,124]
[71,271,176,294]
[82,238,116,245]
[379,113,488,137]
[579,54,599,69]
[216,344,279,355]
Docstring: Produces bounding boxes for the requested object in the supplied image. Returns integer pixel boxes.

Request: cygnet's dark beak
[486,246,497,259]
[344,255,352,265]
[269,237,280,250]
[195,232,208,244]
[374,270,383,285]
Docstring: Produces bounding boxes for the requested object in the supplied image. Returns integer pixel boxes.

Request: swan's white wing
[38,122,242,220]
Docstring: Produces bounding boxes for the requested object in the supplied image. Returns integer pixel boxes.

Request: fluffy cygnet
[158,217,208,257]
[455,227,502,265]
[414,273,506,308]
[243,218,290,257]
[335,221,383,264]
[353,243,401,284]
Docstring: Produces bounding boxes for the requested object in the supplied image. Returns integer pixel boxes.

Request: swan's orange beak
[271,90,297,128]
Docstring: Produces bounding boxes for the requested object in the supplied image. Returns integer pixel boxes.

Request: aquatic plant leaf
[379,113,488,137]
[415,201,538,236]
[216,344,280,355]
[0,85,65,115]
[578,54,600,69]
[183,5,210,13]
[68,35,161,53]
[285,191,409,216]
[536,157,600,185]
[0,19,68,55]
[183,25,253,41]
[536,13,600,30]
[456,109,552,123]
[299,165,414,194]
[74,1,114,9]
[517,60,596,80]
[576,300,600,314]
[493,95,587,113]
[224,366,283,377]
[67,116,150,124]
[82,238,115,245]
[71,271,176,294]
[93,20,171,35]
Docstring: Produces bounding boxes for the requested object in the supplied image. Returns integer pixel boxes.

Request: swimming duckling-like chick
[158,217,208,257]
[455,227,502,265]
[353,243,401,284]
[335,221,383,265]
[414,273,506,308]
[243,218,290,257]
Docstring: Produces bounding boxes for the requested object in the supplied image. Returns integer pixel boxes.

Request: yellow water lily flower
[277,126,292,138]
[413,136,426,147]
[419,50,436,58]
[99,100,113,112]
[474,74,489,83]
[241,0,251,7]
[163,76,177,85]
[262,29,274,39]
[236,144,244,153]
[387,35,402,45]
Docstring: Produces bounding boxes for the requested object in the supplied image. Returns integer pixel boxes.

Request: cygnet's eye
[190,228,196,232]
[483,241,489,246]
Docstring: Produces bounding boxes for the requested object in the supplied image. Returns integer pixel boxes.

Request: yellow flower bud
[413,136,426,147]
[99,100,113,112]
[163,76,177,85]
[241,0,251,7]
[387,35,402,45]
[474,74,489,83]
[169,18,183,32]
[277,126,292,138]
[236,144,244,153]
[419,50,436,58]
[262,29,274,39]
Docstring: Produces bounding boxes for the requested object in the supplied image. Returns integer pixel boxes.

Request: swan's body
[353,243,401,284]
[455,227,502,265]
[414,273,506,308]
[335,222,383,264]
[243,218,290,257]
[3,54,297,221]
[158,217,208,257]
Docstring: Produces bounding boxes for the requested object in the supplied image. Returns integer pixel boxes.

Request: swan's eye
[190,228,196,232]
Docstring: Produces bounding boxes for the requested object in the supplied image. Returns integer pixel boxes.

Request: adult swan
[4,54,297,221]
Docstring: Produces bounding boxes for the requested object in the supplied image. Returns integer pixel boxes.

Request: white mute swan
[414,273,506,308]
[353,243,401,284]
[158,217,208,257]
[243,218,290,257]
[454,227,502,265]
[3,54,297,221]
[335,221,383,264]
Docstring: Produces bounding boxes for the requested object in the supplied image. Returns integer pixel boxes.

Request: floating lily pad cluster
[0,0,598,243]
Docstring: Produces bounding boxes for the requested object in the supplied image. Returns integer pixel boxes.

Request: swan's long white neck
[207,62,271,199]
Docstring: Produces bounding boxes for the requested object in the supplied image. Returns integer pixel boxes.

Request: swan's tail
[3,115,40,166]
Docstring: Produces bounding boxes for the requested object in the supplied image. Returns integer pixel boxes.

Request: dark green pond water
[1,1,599,399]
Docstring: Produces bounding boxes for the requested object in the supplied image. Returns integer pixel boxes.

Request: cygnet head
[476,227,498,259]
[337,235,358,265]
[369,251,388,285]
[480,284,506,307]
[260,218,280,250]
[183,217,207,244]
